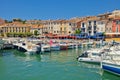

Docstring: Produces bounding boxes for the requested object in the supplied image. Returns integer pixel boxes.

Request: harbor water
[0,48,119,80]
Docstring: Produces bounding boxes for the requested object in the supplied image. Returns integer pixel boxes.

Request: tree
[13,18,22,22]
[22,20,26,24]
[26,32,32,37]
[102,32,106,36]
[5,20,12,23]
[75,29,81,34]
[34,30,38,36]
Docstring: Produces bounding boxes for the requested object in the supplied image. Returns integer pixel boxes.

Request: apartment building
[42,19,78,35]
[80,16,99,36]
[1,22,31,36]
[112,19,120,33]
[42,20,53,34]
[30,24,43,35]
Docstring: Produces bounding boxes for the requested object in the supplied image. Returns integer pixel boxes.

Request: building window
[88,26,92,30]
[94,31,96,34]
[82,23,84,27]
[51,27,53,29]
[60,28,62,31]
[89,31,91,35]
[64,27,66,31]
[94,26,97,30]
[94,21,96,25]
[116,26,119,32]
[116,20,120,24]
[69,23,71,26]
[89,21,91,25]
[109,28,112,32]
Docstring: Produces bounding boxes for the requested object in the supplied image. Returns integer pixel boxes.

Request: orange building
[112,19,120,32]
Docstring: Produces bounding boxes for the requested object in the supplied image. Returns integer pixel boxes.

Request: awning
[105,33,120,35]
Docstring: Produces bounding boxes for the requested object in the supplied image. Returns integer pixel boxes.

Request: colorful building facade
[1,22,31,36]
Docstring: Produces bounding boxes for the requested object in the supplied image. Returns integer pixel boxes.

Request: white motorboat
[41,44,51,52]
[67,43,74,49]
[77,49,103,64]
[50,44,60,51]
[13,42,41,55]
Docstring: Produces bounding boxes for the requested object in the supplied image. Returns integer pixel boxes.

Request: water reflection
[0,49,41,62]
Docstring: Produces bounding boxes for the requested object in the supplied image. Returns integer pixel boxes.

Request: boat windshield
[79,52,89,57]
[92,53,101,56]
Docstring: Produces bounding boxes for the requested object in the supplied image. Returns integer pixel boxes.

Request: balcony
[88,26,92,30]
[81,28,85,30]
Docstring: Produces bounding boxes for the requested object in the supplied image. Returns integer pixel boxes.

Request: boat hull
[102,63,120,76]
[78,58,101,64]
[60,45,67,50]
[50,46,60,51]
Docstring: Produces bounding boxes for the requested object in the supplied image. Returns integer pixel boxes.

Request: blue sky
[0,0,120,20]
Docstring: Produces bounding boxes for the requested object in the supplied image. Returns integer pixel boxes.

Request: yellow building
[1,22,31,37]
[42,19,80,36]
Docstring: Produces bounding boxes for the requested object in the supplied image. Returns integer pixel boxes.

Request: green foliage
[75,29,81,34]
[6,32,33,37]
[13,18,22,22]
[1,33,4,37]
[26,32,33,37]
[34,30,39,36]
[22,20,26,24]
[5,20,12,23]
[102,32,106,36]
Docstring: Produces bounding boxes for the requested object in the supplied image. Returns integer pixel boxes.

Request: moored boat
[77,49,103,64]
[59,42,68,50]
[50,44,60,51]
[101,49,120,76]
[41,44,51,52]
